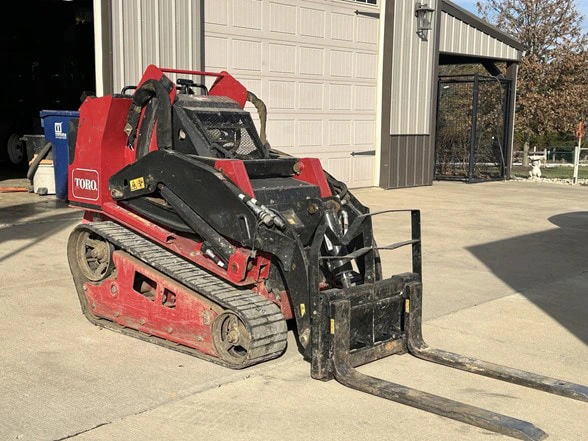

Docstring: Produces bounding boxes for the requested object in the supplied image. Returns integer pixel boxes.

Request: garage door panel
[354,85,376,111]
[329,120,352,146]
[205,36,229,70]
[352,156,375,186]
[239,78,263,95]
[204,0,380,188]
[269,2,297,34]
[330,12,354,42]
[330,50,354,77]
[356,15,379,44]
[299,47,325,76]
[268,81,297,109]
[355,52,377,79]
[233,0,262,30]
[354,120,376,145]
[300,7,326,38]
[269,43,297,73]
[325,157,352,183]
[297,120,324,147]
[204,0,228,26]
[232,39,262,72]
[267,119,296,148]
[329,84,353,111]
[299,82,324,110]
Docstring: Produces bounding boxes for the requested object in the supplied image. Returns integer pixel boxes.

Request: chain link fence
[435,74,511,182]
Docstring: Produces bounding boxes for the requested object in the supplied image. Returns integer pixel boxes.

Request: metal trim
[378,0,395,188]
[354,9,380,18]
[441,0,526,52]
[350,150,376,156]
[100,0,114,95]
[440,51,522,63]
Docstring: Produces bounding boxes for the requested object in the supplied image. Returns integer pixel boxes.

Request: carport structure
[436,2,525,182]
[379,0,525,188]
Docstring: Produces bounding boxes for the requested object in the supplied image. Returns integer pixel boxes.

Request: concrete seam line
[1,277,71,290]
[52,355,301,439]
[0,217,82,229]
[52,422,110,441]
[134,354,300,409]
[425,321,588,367]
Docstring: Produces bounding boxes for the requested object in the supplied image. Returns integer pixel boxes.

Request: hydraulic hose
[26,142,53,184]
[246,91,269,146]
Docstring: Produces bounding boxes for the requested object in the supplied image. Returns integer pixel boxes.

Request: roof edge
[441,0,526,52]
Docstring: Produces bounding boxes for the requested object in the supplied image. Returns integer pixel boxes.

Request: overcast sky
[451,0,588,32]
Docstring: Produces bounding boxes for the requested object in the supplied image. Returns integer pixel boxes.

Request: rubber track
[81,221,288,368]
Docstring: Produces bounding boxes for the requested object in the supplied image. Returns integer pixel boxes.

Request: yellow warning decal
[129,177,145,191]
[300,303,306,317]
[404,299,410,313]
[330,319,335,334]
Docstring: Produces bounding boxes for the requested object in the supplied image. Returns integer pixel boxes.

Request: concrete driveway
[0,179,586,441]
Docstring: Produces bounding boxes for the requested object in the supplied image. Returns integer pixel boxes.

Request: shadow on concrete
[468,211,588,344]
[0,199,72,224]
[0,200,81,262]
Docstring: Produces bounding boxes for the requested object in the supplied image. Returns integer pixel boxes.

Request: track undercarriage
[68,221,288,368]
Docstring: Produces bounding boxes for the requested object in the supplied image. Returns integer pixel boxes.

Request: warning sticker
[129,177,145,191]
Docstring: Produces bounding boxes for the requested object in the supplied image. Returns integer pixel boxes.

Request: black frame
[434,73,513,183]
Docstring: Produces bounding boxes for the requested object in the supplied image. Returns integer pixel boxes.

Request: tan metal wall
[389,0,437,136]
[439,12,519,61]
[380,0,440,189]
[110,0,203,92]
[385,135,435,187]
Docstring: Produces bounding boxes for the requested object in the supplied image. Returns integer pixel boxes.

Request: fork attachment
[312,274,587,441]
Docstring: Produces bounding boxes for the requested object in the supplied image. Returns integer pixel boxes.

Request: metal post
[411,210,422,276]
[573,133,582,185]
[468,74,479,183]
[500,77,511,179]
[505,62,519,178]
[434,78,443,181]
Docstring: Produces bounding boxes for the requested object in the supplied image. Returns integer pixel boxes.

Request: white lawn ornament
[529,158,542,178]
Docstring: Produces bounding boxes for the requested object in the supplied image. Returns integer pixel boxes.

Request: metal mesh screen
[435,79,473,178]
[189,109,265,159]
[435,74,510,182]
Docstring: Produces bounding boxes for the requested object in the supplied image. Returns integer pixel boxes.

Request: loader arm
[108,148,383,355]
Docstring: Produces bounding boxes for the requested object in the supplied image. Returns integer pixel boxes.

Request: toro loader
[66,65,587,441]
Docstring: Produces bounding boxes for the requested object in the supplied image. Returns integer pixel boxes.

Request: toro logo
[71,168,100,201]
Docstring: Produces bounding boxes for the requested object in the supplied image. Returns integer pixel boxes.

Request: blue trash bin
[40,110,80,200]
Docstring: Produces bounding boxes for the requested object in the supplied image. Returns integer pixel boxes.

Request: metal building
[5,0,524,189]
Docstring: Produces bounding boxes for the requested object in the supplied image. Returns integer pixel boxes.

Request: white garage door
[204,0,380,188]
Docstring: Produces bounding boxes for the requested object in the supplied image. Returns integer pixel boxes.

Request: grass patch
[511,165,588,179]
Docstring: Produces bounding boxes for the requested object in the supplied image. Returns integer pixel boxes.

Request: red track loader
[66,65,587,441]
